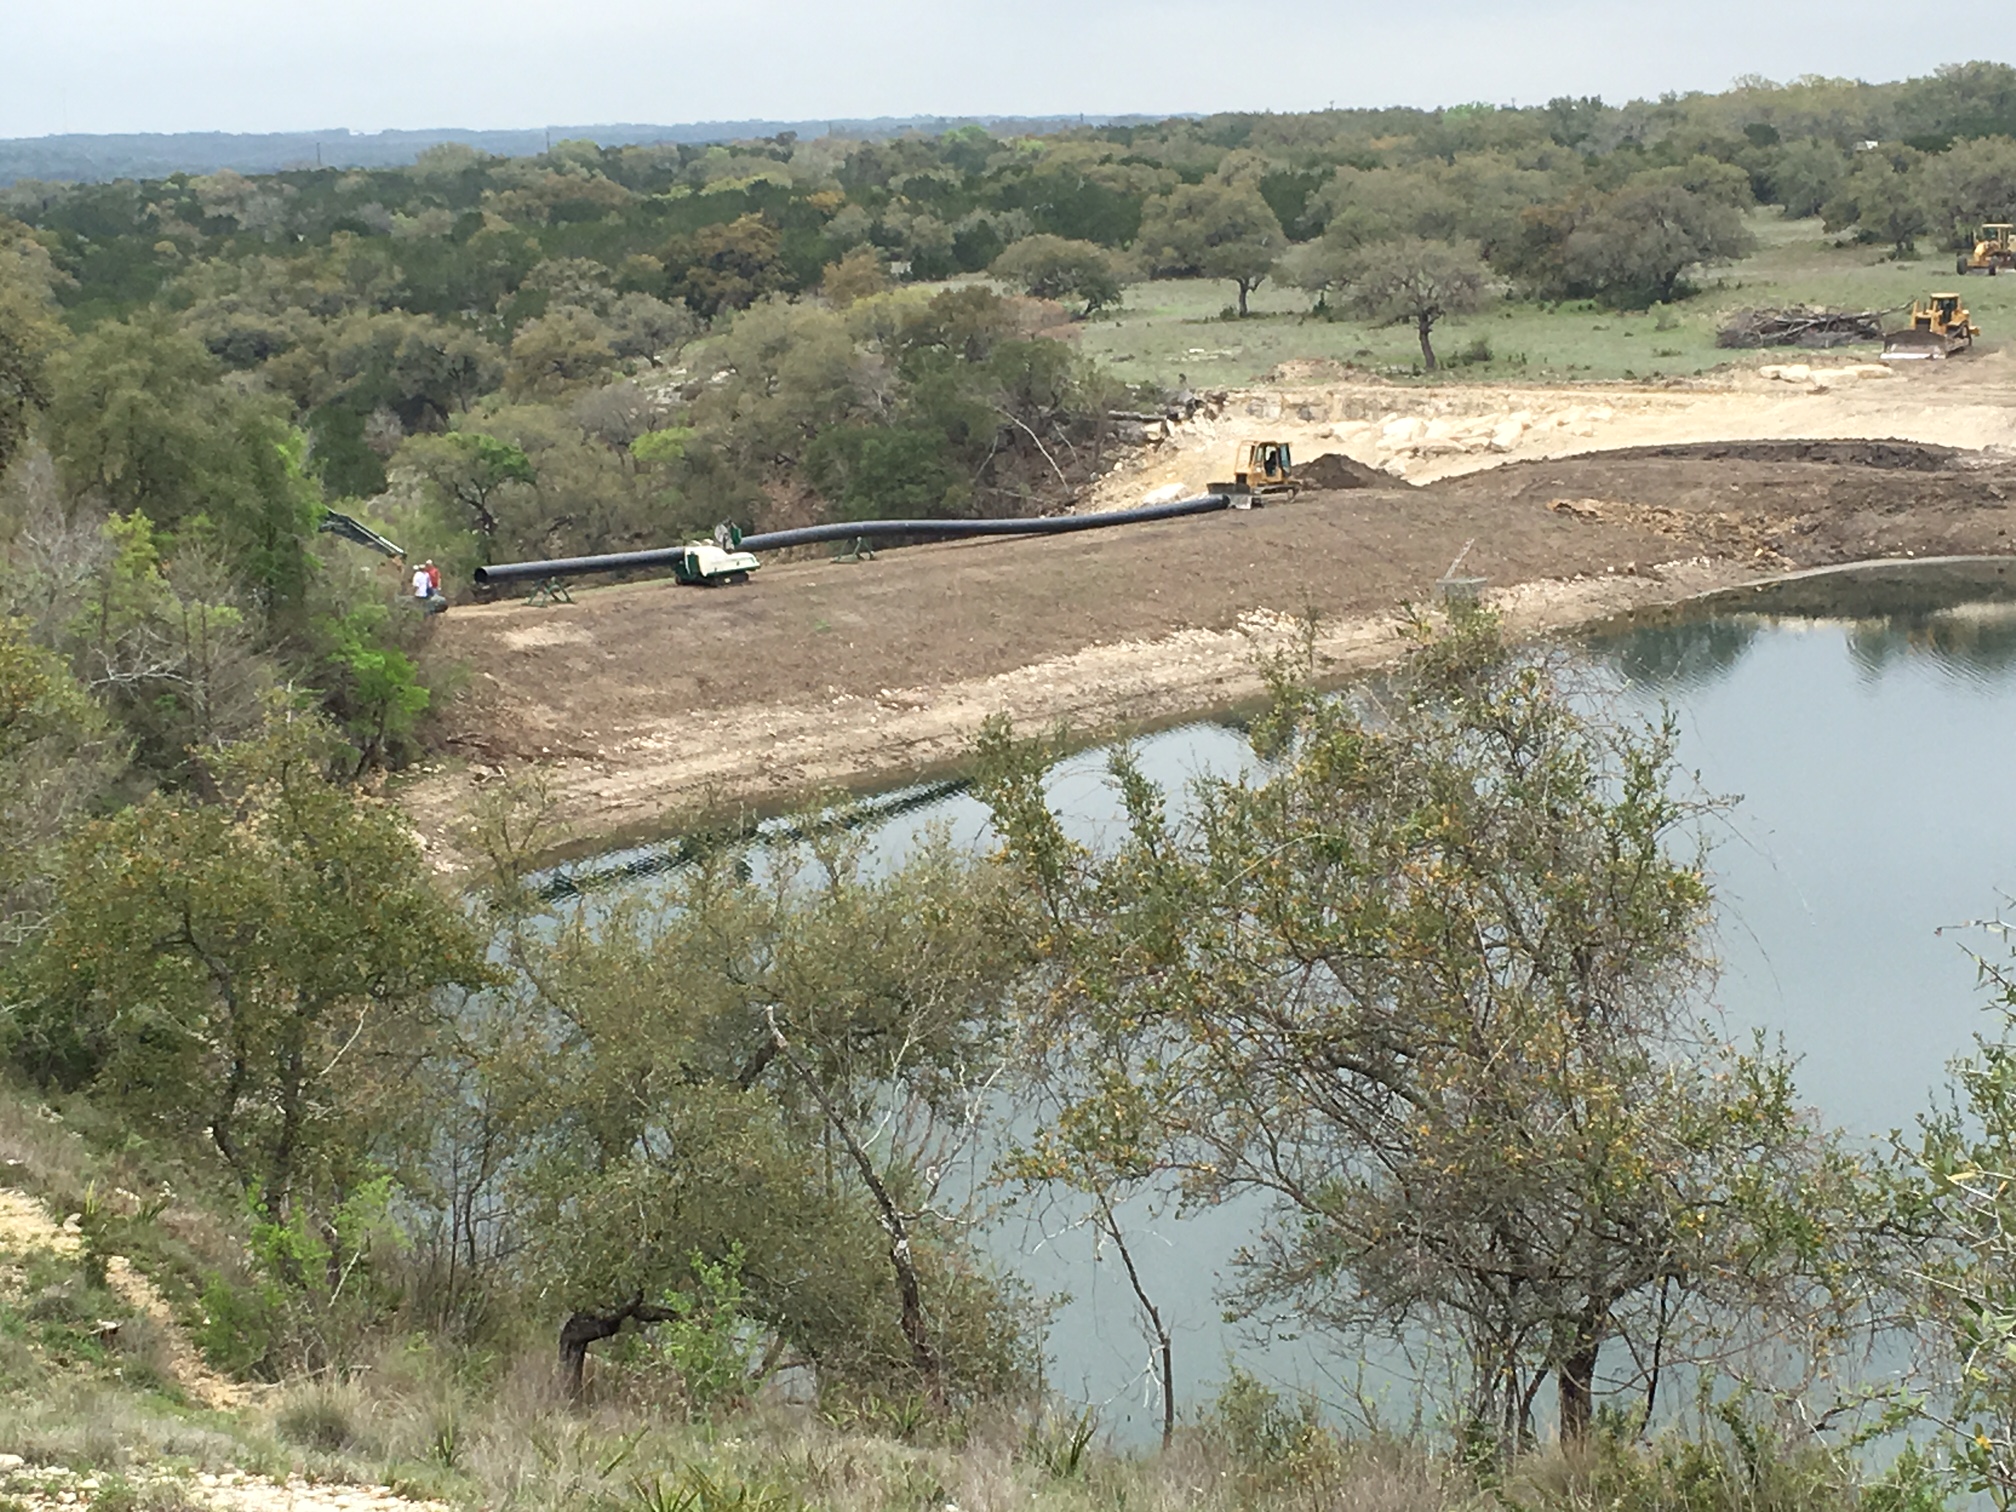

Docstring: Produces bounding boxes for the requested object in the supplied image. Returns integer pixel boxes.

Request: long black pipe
[472,493,1232,587]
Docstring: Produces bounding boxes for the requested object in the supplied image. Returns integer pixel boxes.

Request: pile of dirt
[1582,439,1960,471]
[1545,496,1789,563]
[1297,451,1401,490]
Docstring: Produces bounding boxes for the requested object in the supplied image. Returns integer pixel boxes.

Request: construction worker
[411,560,446,615]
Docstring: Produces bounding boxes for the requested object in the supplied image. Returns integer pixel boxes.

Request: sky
[3,0,2014,139]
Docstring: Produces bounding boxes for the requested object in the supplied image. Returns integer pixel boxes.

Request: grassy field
[1070,213,2016,389]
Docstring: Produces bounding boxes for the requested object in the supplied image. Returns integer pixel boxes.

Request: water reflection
[1592,603,2016,692]
[1598,617,1760,691]
[1845,602,2016,685]
[537,778,972,900]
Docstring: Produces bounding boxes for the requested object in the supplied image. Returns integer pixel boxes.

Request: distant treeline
[0,117,1146,186]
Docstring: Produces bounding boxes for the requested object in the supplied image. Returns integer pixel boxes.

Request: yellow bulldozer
[1881,293,1980,361]
[1958,223,2016,275]
[1209,440,1297,504]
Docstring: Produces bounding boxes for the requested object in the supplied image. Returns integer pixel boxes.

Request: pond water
[543,559,2016,1438]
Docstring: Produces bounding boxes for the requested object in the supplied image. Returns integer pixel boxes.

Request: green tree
[45,316,321,628]
[13,703,494,1217]
[0,616,118,947]
[1895,936,2016,1510]
[978,615,1873,1449]
[991,234,1129,317]
[1341,237,1491,369]
[1921,134,2016,248]
[666,213,791,319]
[1557,179,1757,305]
[605,291,695,362]
[1302,164,1462,247]
[1768,138,1853,219]
[397,431,536,548]
[0,219,65,480]
[1135,180,1286,316]
[323,309,503,432]
[317,603,430,771]
[804,425,963,519]
[1825,148,1934,257]
[483,821,1035,1403]
[505,307,618,398]
[46,315,233,525]
[689,299,865,483]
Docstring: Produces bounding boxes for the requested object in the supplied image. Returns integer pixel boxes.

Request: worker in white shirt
[411,562,446,614]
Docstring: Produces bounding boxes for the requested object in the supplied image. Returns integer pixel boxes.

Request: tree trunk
[1095,1192,1174,1450]
[764,1008,945,1405]
[1417,314,1438,371]
[1557,1337,1600,1443]
[1236,279,1252,317]
[269,1024,307,1218]
[558,1294,674,1400]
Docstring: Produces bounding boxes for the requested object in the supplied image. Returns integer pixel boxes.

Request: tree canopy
[977,615,1876,1447]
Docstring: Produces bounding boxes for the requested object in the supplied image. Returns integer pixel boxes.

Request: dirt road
[403,364,2016,864]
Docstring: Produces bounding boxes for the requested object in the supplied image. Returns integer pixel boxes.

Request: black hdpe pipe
[472,493,1232,588]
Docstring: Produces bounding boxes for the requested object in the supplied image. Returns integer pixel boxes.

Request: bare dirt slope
[1085,349,2016,503]
[405,395,2016,860]
[0,1188,245,1411]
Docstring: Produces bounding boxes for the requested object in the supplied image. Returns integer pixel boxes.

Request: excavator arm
[318,509,405,559]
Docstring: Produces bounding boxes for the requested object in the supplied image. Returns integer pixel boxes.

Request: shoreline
[397,556,1768,871]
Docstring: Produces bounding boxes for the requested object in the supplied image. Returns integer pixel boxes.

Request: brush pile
[1717,307,1885,349]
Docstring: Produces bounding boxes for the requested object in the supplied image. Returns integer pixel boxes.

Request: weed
[88,1476,206,1512]
[822,1390,940,1444]
[105,1309,175,1392]
[1023,1405,1098,1479]
[275,1381,363,1453]
[630,1466,802,1512]
[74,1185,110,1289]
[1211,1368,1319,1468]
[428,1403,463,1469]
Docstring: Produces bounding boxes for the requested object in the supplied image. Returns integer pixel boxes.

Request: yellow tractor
[1209,440,1297,505]
[1958,223,2016,275]
[1881,293,1980,361]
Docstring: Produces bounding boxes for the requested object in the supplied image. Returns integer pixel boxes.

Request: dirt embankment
[1081,352,2016,503]
[401,382,2016,864]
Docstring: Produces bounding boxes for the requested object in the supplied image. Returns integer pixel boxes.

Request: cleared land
[1075,214,2016,387]
[403,349,2016,861]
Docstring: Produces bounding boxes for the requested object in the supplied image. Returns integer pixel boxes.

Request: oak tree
[1136,181,1285,316]
[1341,237,1491,369]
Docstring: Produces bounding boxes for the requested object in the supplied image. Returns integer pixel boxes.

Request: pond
[542,558,2016,1438]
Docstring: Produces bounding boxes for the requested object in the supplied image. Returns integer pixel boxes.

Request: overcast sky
[3,0,2013,139]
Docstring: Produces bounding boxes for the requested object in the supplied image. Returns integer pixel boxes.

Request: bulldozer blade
[1881,333,1952,361]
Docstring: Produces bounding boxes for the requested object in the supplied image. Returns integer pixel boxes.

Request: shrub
[275,1380,365,1452]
